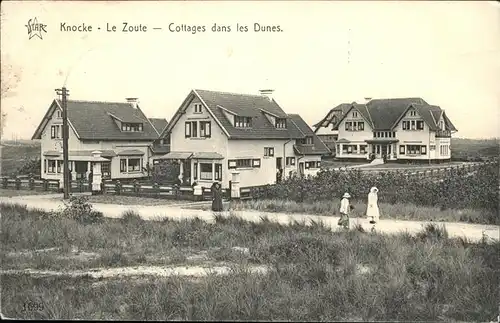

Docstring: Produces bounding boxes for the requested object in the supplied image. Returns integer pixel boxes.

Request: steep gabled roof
[313,103,352,129]
[32,99,159,141]
[289,114,330,155]
[163,89,306,140]
[149,118,169,135]
[367,98,427,130]
[330,97,458,132]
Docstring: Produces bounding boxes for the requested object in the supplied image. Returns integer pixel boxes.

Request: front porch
[364,139,400,161]
[159,151,224,188]
[43,150,115,181]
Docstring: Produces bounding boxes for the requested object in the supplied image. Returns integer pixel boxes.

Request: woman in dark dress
[211,182,223,212]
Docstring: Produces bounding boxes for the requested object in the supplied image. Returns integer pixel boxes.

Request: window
[400,145,405,154]
[352,111,358,118]
[416,120,424,130]
[275,118,287,129]
[264,147,274,157]
[392,132,396,137]
[193,163,198,180]
[47,160,57,173]
[228,159,260,169]
[345,121,363,131]
[406,145,427,155]
[185,121,198,138]
[306,136,313,144]
[410,120,416,130]
[120,157,142,173]
[121,123,143,132]
[57,160,62,173]
[305,162,310,169]
[402,121,409,130]
[235,116,252,128]
[286,157,296,166]
[194,103,203,113]
[200,121,211,138]
[215,164,222,181]
[200,163,213,180]
[360,145,367,154]
[101,162,111,179]
[409,110,417,117]
[56,110,62,119]
[50,125,61,139]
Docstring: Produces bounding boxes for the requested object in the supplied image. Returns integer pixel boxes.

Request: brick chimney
[259,89,274,101]
[126,97,139,108]
[364,97,372,103]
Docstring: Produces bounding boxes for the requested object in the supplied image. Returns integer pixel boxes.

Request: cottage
[32,98,169,181]
[314,97,457,163]
[159,89,330,189]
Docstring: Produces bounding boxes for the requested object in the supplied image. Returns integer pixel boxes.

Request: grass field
[0,140,41,176]
[1,203,498,321]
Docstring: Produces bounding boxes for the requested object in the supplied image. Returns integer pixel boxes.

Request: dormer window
[194,103,203,113]
[275,118,287,129]
[235,116,252,128]
[121,123,143,132]
[298,136,314,145]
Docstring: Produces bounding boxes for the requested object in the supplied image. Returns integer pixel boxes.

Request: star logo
[25,17,47,40]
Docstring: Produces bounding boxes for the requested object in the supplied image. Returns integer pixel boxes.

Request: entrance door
[182,160,191,185]
[381,145,388,159]
[74,161,88,180]
[276,157,283,181]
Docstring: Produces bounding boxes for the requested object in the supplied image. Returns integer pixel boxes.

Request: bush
[15,157,41,176]
[61,196,103,225]
[152,160,180,184]
[253,162,499,213]
[120,210,143,226]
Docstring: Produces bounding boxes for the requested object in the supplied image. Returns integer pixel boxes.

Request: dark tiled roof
[193,89,305,140]
[60,100,159,140]
[289,114,331,155]
[149,118,169,134]
[366,98,427,130]
[150,144,171,155]
[330,98,457,132]
[314,103,351,128]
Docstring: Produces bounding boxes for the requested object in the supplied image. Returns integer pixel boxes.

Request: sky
[1,1,499,140]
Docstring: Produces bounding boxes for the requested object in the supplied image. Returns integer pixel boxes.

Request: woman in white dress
[366,187,380,224]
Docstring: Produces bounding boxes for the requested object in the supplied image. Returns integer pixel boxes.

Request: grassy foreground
[1,203,499,321]
[188,198,499,225]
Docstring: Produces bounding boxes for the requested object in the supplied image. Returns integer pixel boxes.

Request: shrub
[120,210,143,226]
[252,162,499,214]
[151,160,180,184]
[61,196,103,225]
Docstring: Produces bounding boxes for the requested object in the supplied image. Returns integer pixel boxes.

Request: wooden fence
[1,161,496,201]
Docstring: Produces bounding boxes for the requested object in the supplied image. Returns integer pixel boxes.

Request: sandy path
[1,194,498,243]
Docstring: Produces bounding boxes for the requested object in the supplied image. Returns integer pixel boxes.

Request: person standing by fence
[338,192,352,229]
[211,182,223,212]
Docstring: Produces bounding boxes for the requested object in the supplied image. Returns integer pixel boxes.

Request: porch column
[87,161,91,179]
[339,144,343,156]
[178,160,184,183]
[212,160,215,181]
[190,160,194,184]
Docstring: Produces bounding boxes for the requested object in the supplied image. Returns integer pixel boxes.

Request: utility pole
[55,87,70,199]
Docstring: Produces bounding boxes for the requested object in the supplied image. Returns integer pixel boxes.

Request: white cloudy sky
[1,1,499,139]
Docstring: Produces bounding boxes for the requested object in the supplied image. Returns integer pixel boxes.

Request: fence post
[133,180,140,196]
[101,182,106,194]
[43,179,48,191]
[2,177,8,189]
[115,180,122,195]
[153,182,159,198]
[228,181,232,201]
[14,177,21,190]
[29,176,35,190]
[78,179,84,193]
